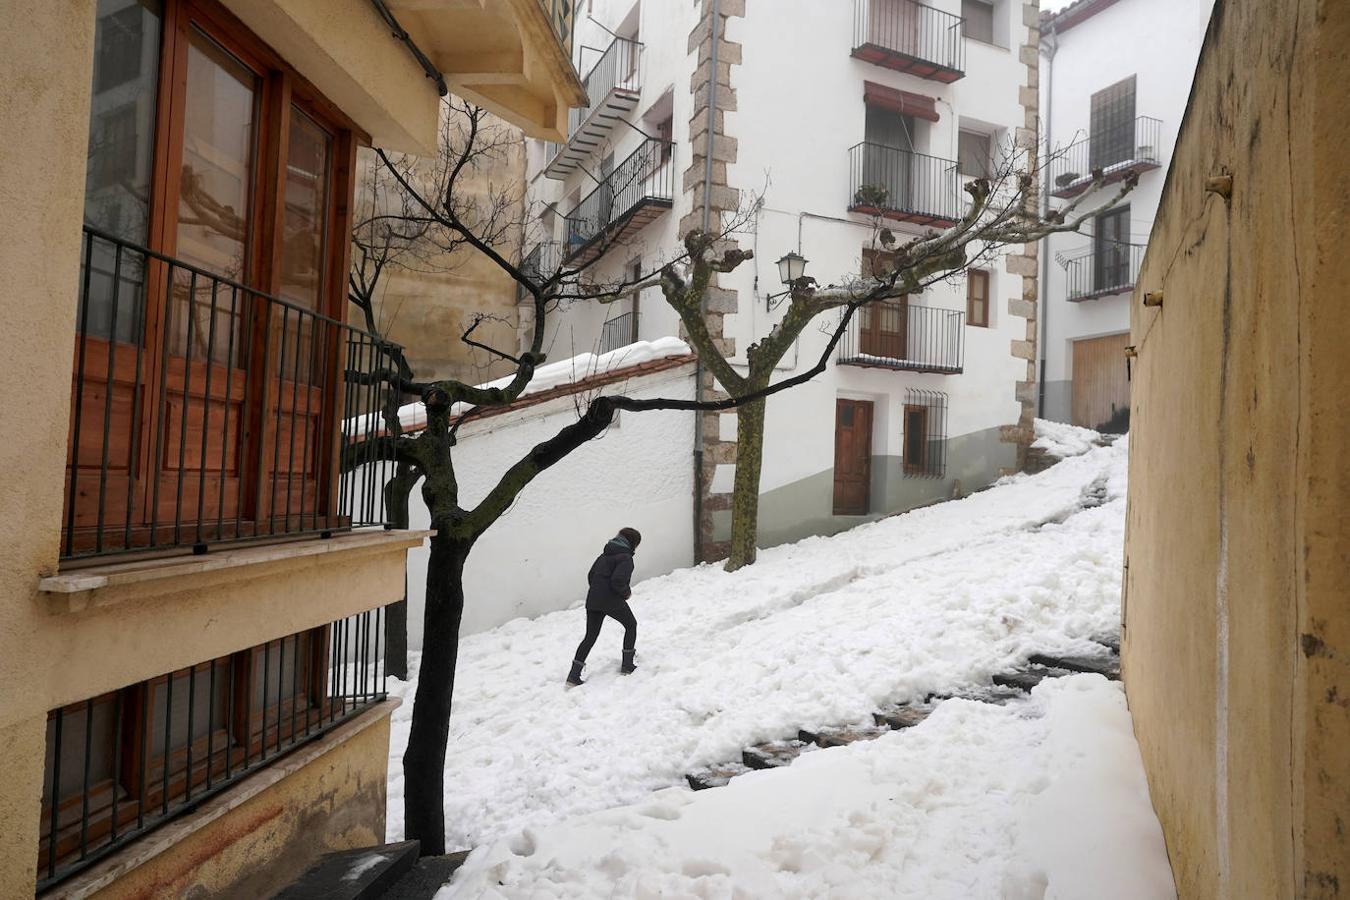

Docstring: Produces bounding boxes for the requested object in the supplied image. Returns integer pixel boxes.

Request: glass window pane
[280,109,332,311]
[173,28,259,366]
[83,0,162,344]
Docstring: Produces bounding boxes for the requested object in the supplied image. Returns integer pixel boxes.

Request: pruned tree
[351,97,1137,854]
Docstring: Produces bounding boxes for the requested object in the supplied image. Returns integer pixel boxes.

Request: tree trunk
[383,463,419,680]
[726,394,766,572]
[402,527,470,856]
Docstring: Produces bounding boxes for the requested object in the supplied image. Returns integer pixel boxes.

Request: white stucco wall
[1039,0,1215,419]
[403,364,696,641]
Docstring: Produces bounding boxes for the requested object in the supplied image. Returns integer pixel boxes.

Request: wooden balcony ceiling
[848,203,957,230]
[544,87,642,180]
[851,44,964,83]
[387,0,587,141]
[1052,157,1162,198]
[565,198,673,266]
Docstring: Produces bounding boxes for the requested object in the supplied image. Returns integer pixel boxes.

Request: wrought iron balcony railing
[851,0,965,83]
[545,35,643,179]
[563,138,675,264]
[848,142,962,227]
[838,302,965,374]
[519,240,563,299]
[1062,241,1146,301]
[37,608,386,891]
[1048,116,1163,198]
[599,311,639,355]
[63,226,403,561]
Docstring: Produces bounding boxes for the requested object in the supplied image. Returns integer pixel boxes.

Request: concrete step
[1028,651,1121,681]
[275,841,419,900]
[992,665,1072,693]
[930,685,1028,706]
[380,851,472,900]
[798,724,890,749]
[873,704,934,730]
[742,739,807,770]
[687,761,752,791]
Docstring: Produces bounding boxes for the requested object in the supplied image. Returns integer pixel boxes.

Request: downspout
[1036,21,1057,418]
[692,0,721,563]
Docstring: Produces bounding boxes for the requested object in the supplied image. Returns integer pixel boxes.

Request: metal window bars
[838,303,965,374]
[851,0,966,82]
[62,225,402,562]
[1047,116,1163,198]
[37,609,386,891]
[847,143,963,227]
[903,389,948,478]
[563,138,675,260]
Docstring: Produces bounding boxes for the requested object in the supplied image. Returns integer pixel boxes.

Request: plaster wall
[1123,0,1349,895]
[402,366,697,641]
[1039,0,1214,407]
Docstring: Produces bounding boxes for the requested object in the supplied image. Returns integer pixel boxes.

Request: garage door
[1072,332,1131,431]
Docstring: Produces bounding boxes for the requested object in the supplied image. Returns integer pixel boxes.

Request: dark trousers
[574,603,637,663]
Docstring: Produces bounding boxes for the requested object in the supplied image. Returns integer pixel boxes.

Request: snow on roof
[349,337,694,437]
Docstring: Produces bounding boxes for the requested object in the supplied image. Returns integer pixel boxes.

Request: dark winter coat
[585,537,635,611]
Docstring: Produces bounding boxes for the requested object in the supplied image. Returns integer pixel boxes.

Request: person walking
[566,527,641,686]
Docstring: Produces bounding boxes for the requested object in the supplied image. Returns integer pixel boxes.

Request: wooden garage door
[1072,332,1131,431]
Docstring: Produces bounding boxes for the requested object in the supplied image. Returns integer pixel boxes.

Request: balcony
[847,142,962,228]
[62,226,402,562]
[851,0,966,83]
[384,0,587,141]
[519,240,563,299]
[563,138,675,265]
[599,311,639,354]
[544,36,644,180]
[1060,242,1146,301]
[1049,116,1163,198]
[838,303,965,374]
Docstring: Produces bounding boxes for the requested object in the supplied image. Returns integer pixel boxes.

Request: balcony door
[1088,76,1136,171]
[65,0,357,557]
[1093,205,1131,292]
[867,0,922,58]
[864,106,917,210]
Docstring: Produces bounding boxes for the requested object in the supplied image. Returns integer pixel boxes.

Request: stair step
[992,665,1071,693]
[1028,651,1121,681]
[742,739,807,770]
[274,841,419,900]
[872,704,933,730]
[381,851,472,900]
[686,761,751,790]
[1092,631,1121,654]
[930,685,1028,706]
[798,724,890,749]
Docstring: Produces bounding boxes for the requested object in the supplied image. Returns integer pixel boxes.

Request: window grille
[902,389,948,477]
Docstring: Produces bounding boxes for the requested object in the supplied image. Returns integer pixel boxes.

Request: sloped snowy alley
[386,423,1176,899]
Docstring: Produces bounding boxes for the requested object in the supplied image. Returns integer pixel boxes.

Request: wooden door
[1071,332,1131,431]
[832,399,873,515]
[860,298,908,360]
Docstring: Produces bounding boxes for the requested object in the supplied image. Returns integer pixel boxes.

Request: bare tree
[352,98,1137,853]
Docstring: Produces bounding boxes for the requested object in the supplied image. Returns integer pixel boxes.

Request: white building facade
[522,0,1042,562]
[1037,0,1214,429]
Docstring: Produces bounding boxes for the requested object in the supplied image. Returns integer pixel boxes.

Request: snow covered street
[386,426,1174,898]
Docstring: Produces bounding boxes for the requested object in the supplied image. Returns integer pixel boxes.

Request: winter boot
[620,649,637,675]
[566,659,585,687]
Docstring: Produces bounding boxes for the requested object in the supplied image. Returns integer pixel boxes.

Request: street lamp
[776,251,808,286]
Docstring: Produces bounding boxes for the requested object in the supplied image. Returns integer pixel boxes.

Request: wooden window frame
[67,0,367,555]
[966,268,989,327]
[39,627,330,876]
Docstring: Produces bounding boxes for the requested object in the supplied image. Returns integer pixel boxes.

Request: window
[961,0,995,43]
[1093,205,1131,291]
[38,612,383,888]
[859,298,909,360]
[966,269,990,327]
[903,390,948,477]
[66,0,364,559]
[958,130,992,178]
[1089,76,1137,170]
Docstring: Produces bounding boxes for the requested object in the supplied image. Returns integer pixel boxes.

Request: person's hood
[603,536,633,556]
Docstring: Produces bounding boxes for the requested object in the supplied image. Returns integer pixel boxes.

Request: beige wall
[1123,0,1349,897]
[0,3,432,896]
[355,120,526,385]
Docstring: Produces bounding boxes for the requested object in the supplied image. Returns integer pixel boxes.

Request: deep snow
[385,429,1170,896]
